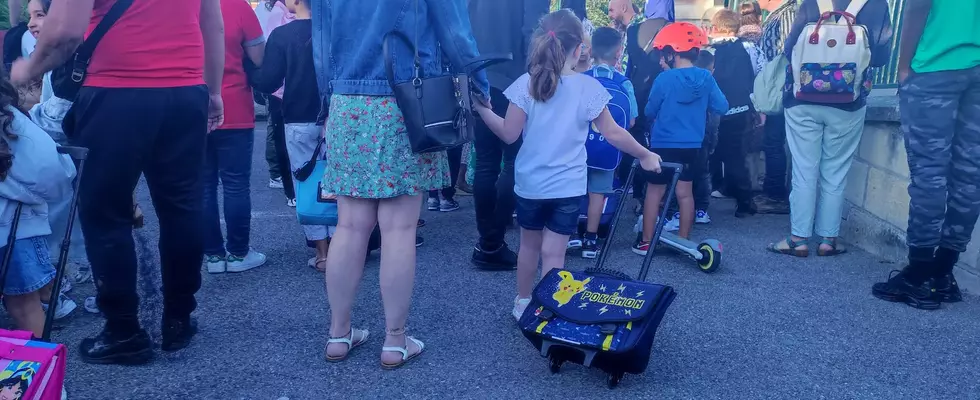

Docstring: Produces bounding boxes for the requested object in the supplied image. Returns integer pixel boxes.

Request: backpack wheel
[607,372,624,388]
[548,356,563,374]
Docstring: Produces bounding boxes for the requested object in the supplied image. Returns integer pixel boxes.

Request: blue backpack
[584,68,631,171]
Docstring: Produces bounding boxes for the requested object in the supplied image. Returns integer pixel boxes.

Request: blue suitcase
[519,163,682,388]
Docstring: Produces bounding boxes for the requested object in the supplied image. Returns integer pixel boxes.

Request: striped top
[759,0,799,61]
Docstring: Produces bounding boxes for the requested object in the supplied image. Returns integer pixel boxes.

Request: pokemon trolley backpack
[519,163,683,388]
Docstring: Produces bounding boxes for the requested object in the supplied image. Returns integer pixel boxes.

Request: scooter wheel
[549,357,563,374]
[607,372,624,388]
[696,239,723,273]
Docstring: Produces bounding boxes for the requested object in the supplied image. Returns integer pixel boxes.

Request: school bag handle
[808,11,858,46]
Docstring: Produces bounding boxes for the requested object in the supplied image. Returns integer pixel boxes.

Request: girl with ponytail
[473,9,663,321]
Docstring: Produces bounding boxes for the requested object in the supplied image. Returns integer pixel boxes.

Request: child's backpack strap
[844,0,870,19]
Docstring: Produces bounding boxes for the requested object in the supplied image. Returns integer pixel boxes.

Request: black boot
[80,322,153,365]
[934,247,962,303]
[471,243,517,271]
[162,316,198,352]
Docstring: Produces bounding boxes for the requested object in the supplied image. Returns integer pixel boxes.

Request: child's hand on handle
[639,151,662,173]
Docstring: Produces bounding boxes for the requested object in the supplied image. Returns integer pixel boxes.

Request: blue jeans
[202,128,254,256]
[763,114,788,200]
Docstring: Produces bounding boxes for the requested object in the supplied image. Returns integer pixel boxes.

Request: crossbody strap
[75,0,136,64]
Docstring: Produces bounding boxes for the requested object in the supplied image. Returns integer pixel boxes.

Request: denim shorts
[0,237,56,296]
[515,196,583,236]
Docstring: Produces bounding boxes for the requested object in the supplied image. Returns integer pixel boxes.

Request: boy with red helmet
[633,22,729,256]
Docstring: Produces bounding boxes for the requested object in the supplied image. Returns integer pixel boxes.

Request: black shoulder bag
[383,0,510,154]
[50,0,135,100]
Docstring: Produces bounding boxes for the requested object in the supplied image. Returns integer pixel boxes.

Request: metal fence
[871,0,905,88]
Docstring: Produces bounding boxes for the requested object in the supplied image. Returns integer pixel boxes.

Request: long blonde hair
[527,9,584,102]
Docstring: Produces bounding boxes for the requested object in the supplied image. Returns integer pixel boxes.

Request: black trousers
[72,86,208,328]
[618,123,649,200]
[472,87,521,250]
[711,113,754,208]
[268,96,295,200]
[429,145,463,200]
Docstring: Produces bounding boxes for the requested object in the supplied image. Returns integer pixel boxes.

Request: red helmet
[652,22,708,53]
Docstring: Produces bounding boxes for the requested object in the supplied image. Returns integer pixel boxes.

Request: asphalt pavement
[53,128,980,400]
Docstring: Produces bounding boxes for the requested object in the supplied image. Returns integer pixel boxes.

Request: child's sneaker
[426,197,440,211]
[59,276,72,294]
[286,198,296,207]
[204,254,226,274]
[439,199,460,212]
[268,177,284,189]
[567,233,583,250]
[83,296,99,313]
[226,249,267,273]
[711,190,729,199]
[664,212,680,232]
[633,215,643,233]
[74,264,92,284]
[581,234,600,259]
[632,238,651,256]
[41,294,78,320]
[512,296,531,321]
[696,209,711,224]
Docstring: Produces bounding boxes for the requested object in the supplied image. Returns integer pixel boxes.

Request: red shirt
[85,0,204,88]
[217,0,264,129]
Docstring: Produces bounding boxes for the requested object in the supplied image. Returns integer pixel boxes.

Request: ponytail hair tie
[548,31,556,38]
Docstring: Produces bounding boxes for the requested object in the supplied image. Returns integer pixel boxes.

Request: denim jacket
[312,0,489,101]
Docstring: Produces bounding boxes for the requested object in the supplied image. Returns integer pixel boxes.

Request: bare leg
[675,181,695,239]
[377,194,423,365]
[586,193,604,234]
[517,228,543,298]
[540,228,569,277]
[325,196,377,358]
[4,291,45,337]
[642,183,667,242]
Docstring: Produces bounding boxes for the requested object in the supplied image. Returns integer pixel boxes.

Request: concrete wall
[840,94,980,293]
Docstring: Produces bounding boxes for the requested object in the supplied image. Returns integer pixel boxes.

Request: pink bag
[0,329,66,400]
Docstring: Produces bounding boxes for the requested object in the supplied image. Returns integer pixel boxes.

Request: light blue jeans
[785,105,867,238]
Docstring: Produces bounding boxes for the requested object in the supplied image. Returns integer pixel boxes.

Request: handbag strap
[76,0,135,65]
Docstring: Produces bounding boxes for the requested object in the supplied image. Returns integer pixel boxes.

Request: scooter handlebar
[659,162,684,174]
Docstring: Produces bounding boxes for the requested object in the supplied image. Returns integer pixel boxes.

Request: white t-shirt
[504,73,611,200]
[21,31,36,59]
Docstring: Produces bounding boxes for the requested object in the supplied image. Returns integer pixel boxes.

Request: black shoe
[734,203,757,218]
[934,273,963,303]
[581,237,600,259]
[80,328,153,365]
[755,195,790,215]
[416,236,425,247]
[162,317,198,352]
[871,269,941,310]
[472,243,517,271]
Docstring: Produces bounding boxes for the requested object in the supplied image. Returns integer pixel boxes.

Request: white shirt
[21,31,36,59]
[504,73,611,200]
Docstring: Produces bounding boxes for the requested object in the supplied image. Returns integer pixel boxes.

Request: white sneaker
[59,276,72,294]
[204,254,226,274]
[633,215,643,233]
[41,294,77,320]
[226,249,267,273]
[710,190,729,199]
[426,197,439,211]
[74,266,92,284]
[269,177,284,189]
[696,209,711,224]
[512,296,531,321]
[286,198,296,207]
[664,212,680,232]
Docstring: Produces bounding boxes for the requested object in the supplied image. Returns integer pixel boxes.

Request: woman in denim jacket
[312,0,489,368]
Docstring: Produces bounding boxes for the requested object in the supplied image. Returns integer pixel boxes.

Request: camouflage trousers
[901,65,980,252]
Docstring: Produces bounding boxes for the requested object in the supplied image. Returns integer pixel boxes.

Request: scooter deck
[658,232,702,260]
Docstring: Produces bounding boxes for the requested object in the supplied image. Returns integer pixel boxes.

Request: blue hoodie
[645,67,729,149]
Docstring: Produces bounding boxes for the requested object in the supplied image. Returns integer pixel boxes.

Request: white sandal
[324,328,369,362]
[380,327,425,370]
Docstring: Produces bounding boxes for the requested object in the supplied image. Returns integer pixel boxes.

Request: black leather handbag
[383,0,510,154]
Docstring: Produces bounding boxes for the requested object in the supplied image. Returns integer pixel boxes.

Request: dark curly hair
[0,66,22,181]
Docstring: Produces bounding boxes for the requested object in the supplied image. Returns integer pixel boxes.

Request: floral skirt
[323,95,449,199]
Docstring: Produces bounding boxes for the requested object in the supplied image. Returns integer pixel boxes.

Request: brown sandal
[767,236,809,257]
[817,238,847,257]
